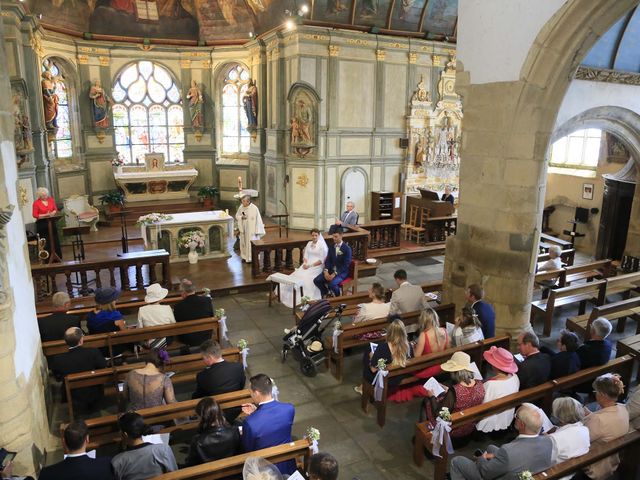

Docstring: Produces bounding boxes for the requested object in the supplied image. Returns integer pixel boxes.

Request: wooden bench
[540,232,573,250]
[564,259,612,285]
[361,335,511,427]
[64,348,241,420]
[152,439,312,480]
[79,389,252,450]
[412,355,634,480]
[566,296,640,340]
[43,317,221,360]
[603,271,640,299]
[327,303,455,382]
[530,279,606,337]
[532,429,640,480]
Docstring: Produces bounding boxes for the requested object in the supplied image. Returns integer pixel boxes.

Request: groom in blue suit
[314,226,353,297]
[241,374,296,475]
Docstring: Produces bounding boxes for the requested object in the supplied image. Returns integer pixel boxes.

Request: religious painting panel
[287,82,321,158]
[354,0,392,28]
[312,0,352,24]
[390,0,426,31]
[423,0,457,36]
[11,78,34,168]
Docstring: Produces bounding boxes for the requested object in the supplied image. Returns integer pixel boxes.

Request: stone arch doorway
[444,0,640,338]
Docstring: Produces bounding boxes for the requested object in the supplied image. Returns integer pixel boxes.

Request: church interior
[3,0,640,478]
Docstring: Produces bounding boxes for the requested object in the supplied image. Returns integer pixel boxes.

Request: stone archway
[444,0,639,339]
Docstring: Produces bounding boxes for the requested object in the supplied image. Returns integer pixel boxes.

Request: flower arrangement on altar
[136,213,173,225]
[111,155,125,167]
[179,231,205,251]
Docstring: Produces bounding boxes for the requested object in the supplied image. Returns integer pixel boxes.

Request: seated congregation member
[538,244,563,272]
[335,200,358,231]
[466,283,495,339]
[451,307,484,346]
[111,412,177,479]
[173,278,213,348]
[544,330,581,379]
[308,452,339,480]
[388,269,428,316]
[313,226,352,298]
[450,404,553,480]
[579,374,629,480]
[476,346,520,436]
[516,331,551,390]
[355,319,413,397]
[192,340,245,422]
[241,374,296,475]
[137,283,175,348]
[185,397,241,467]
[49,327,107,410]
[353,282,390,323]
[546,397,590,467]
[423,352,485,447]
[87,287,127,335]
[627,385,640,430]
[39,420,114,480]
[410,308,449,381]
[37,292,81,342]
[123,349,176,410]
[577,317,613,369]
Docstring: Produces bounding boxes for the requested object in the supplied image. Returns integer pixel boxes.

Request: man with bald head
[49,327,107,411]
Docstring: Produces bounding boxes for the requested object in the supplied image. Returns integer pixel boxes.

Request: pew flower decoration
[136,213,173,225]
[438,407,452,422]
[179,231,205,251]
[215,308,225,317]
[517,472,533,480]
[270,377,279,401]
[216,308,228,341]
[299,296,311,312]
[376,358,387,370]
[372,358,388,402]
[306,427,320,454]
[430,406,454,458]
[237,339,249,369]
[203,288,212,298]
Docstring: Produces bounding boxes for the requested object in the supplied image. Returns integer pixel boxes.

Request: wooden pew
[603,271,640,299]
[564,259,612,285]
[530,280,606,337]
[152,439,312,480]
[80,389,252,450]
[412,355,634,480]
[42,317,221,359]
[64,348,241,421]
[532,429,640,480]
[566,296,640,340]
[361,335,511,427]
[537,248,575,267]
[327,303,456,382]
[540,232,573,250]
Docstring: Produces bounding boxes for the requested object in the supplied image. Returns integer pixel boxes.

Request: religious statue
[186,80,204,129]
[436,125,449,160]
[414,134,427,168]
[41,70,59,133]
[242,79,258,128]
[295,99,312,144]
[411,77,430,103]
[89,79,111,129]
[290,117,303,145]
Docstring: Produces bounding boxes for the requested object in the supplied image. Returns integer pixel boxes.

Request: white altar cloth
[141,211,234,248]
[115,168,198,201]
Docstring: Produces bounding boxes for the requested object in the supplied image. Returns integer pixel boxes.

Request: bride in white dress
[277,228,328,308]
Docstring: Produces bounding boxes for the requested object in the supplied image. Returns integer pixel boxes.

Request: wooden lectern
[41,213,62,263]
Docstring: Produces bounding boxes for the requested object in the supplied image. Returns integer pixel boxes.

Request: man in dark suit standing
[39,420,114,480]
[466,283,496,338]
[192,340,245,421]
[173,278,214,347]
[313,226,352,297]
[241,374,296,475]
[49,327,107,410]
[37,292,81,342]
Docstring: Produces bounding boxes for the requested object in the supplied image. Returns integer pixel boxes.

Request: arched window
[221,64,250,155]
[111,61,184,164]
[42,59,72,159]
[550,129,602,170]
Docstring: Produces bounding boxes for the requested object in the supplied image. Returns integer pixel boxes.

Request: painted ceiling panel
[614,7,640,72]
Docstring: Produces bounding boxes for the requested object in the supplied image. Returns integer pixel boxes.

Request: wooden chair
[408,208,428,244]
[400,205,420,240]
[339,260,358,295]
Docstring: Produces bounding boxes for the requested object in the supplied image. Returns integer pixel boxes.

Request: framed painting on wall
[145,153,165,172]
[582,183,594,200]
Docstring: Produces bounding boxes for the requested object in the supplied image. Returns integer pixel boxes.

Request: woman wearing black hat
[87,287,127,356]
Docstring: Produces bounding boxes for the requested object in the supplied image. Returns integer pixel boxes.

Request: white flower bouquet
[136,213,173,225]
[179,231,205,250]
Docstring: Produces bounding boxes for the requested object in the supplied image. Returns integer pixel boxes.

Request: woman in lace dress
[123,349,176,410]
[276,229,328,308]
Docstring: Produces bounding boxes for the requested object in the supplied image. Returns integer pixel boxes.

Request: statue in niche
[414,134,427,168]
[242,79,258,128]
[41,70,59,134]
[294,99,312,145]
[411,77,430,103]
[186,80,204,128]
[89,80,111,129]
[436,125,449,160]
[12,88,33,166]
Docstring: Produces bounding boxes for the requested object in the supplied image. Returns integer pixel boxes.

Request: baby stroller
[282,300,346,377]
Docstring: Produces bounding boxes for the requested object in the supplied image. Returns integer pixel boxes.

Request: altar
[141,211,234,263]
[114,153,198,201]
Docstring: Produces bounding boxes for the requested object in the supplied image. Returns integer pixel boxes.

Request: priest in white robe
[235,194,265,263]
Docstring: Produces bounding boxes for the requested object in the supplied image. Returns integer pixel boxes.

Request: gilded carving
[409,52,417,64]
[296,173,309,188]
[384,42,406,49]
[575,66,640,86]
[180,59,191,69]
[328,45,340,57]
[98,56,110,66]
[78,47,109,54]
[30,35,44,60]
[376,49,385,61]
[201,59,211,68]
[346,38,370,46]
[304,34,330,41]
[77,54,89,64]
[18,186,28,208]
[432,54,442,67]
[411,76,430,103]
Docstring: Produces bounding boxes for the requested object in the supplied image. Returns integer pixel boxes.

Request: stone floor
[44,255,638,479]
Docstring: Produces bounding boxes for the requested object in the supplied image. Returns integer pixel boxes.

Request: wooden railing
[251,231,369,277]
[349,220,401,250]
[31,249,171,299]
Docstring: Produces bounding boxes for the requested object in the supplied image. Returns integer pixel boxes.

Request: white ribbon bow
[431,417,454,458]
[372,369,389,402]
[310,439,319,455]
[218,316,228,341]
[271,384,279,401]
[332,329,342,354]
[241,347,249,369]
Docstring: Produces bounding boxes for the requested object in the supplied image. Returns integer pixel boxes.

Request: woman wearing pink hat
[476,346,520,436]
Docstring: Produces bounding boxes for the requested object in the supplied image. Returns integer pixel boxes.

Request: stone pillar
[0,18,51,478]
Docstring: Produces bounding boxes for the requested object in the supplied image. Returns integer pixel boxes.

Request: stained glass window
[42,59,72,159]
[112,61,184,164]
[221,64,250,155]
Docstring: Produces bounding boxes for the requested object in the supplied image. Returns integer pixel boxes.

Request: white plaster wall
[458,0,566,84]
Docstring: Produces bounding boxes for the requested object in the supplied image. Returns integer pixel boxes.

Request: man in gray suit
[388,269,428,317]
[450,404,553,480]
[335,201,358,231]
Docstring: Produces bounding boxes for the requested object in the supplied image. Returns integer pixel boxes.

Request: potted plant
[99,189,126,213]
[198,186,218,209]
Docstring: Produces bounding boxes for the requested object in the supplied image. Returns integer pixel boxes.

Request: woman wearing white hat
[138,283,176,348]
